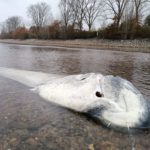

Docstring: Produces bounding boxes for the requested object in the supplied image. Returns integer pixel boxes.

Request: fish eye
[95,91,104,98]
[81,77,86,80]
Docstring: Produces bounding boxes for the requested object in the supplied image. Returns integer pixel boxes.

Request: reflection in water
[132,54,150,97]
[108,56,134,81]
[60,57,81,74]
[0,43,150,150]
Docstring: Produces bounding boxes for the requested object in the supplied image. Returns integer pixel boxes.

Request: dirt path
[0,39,150,53]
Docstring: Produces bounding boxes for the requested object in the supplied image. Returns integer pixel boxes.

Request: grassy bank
[0,39,150,53]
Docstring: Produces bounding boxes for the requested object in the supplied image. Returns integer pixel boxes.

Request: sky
[0,0,104,30]
[0,0,60,25]
[0,0,149,31]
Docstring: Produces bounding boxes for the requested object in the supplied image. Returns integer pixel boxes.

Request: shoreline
[0,39,150,53]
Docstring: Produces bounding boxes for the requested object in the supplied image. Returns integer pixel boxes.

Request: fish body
[0,67,149,132]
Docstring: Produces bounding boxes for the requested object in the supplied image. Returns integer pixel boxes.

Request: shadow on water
[0,43,150,150]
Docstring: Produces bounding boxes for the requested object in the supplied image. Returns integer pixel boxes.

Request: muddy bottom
[0,44,150,150]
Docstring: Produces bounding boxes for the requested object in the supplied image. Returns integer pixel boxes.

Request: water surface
[0,43,150,150]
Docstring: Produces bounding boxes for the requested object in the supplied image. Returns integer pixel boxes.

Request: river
[0,43,150,150]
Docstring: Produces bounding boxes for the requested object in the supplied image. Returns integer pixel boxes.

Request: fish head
[85,75,150,131]
[38,73,150,132]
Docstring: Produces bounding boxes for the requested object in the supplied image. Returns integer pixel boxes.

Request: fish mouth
[86,101,150,133]
[86,114,150,134]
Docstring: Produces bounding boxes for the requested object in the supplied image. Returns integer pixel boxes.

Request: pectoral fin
[0,67,60,87]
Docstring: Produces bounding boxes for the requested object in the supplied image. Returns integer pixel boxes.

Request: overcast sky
[0,0,60,24]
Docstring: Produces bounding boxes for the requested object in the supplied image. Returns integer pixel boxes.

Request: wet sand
[0,39,150,53]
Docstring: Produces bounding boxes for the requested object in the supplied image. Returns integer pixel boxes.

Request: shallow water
[0,43,150,150]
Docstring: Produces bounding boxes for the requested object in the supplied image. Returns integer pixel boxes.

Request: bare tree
[59,0,103,31]
[84,0,104,30]
[0,23,8,38]
[69,0,79,28]
[105,0,128,29]
[121,1,134,39]
[125,0,149,37]
[133,0,149,26]
[74,0,89,31]
[6,16,22,33]
[27,2,52,27]
[59,0,72,30]
[145,14,150,26]
[59,0,87,30]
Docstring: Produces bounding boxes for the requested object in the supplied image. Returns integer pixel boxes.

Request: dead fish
[0,67,149,132]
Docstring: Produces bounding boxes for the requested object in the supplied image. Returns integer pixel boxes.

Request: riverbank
[0,39,150,53]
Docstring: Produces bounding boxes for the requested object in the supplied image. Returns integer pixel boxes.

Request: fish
[0,67,149,132]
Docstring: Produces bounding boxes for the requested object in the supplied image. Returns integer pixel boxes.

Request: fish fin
[0,67,53,87]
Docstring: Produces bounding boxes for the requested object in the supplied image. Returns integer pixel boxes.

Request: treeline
[0,20,98,39]
[0,0,150,40]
